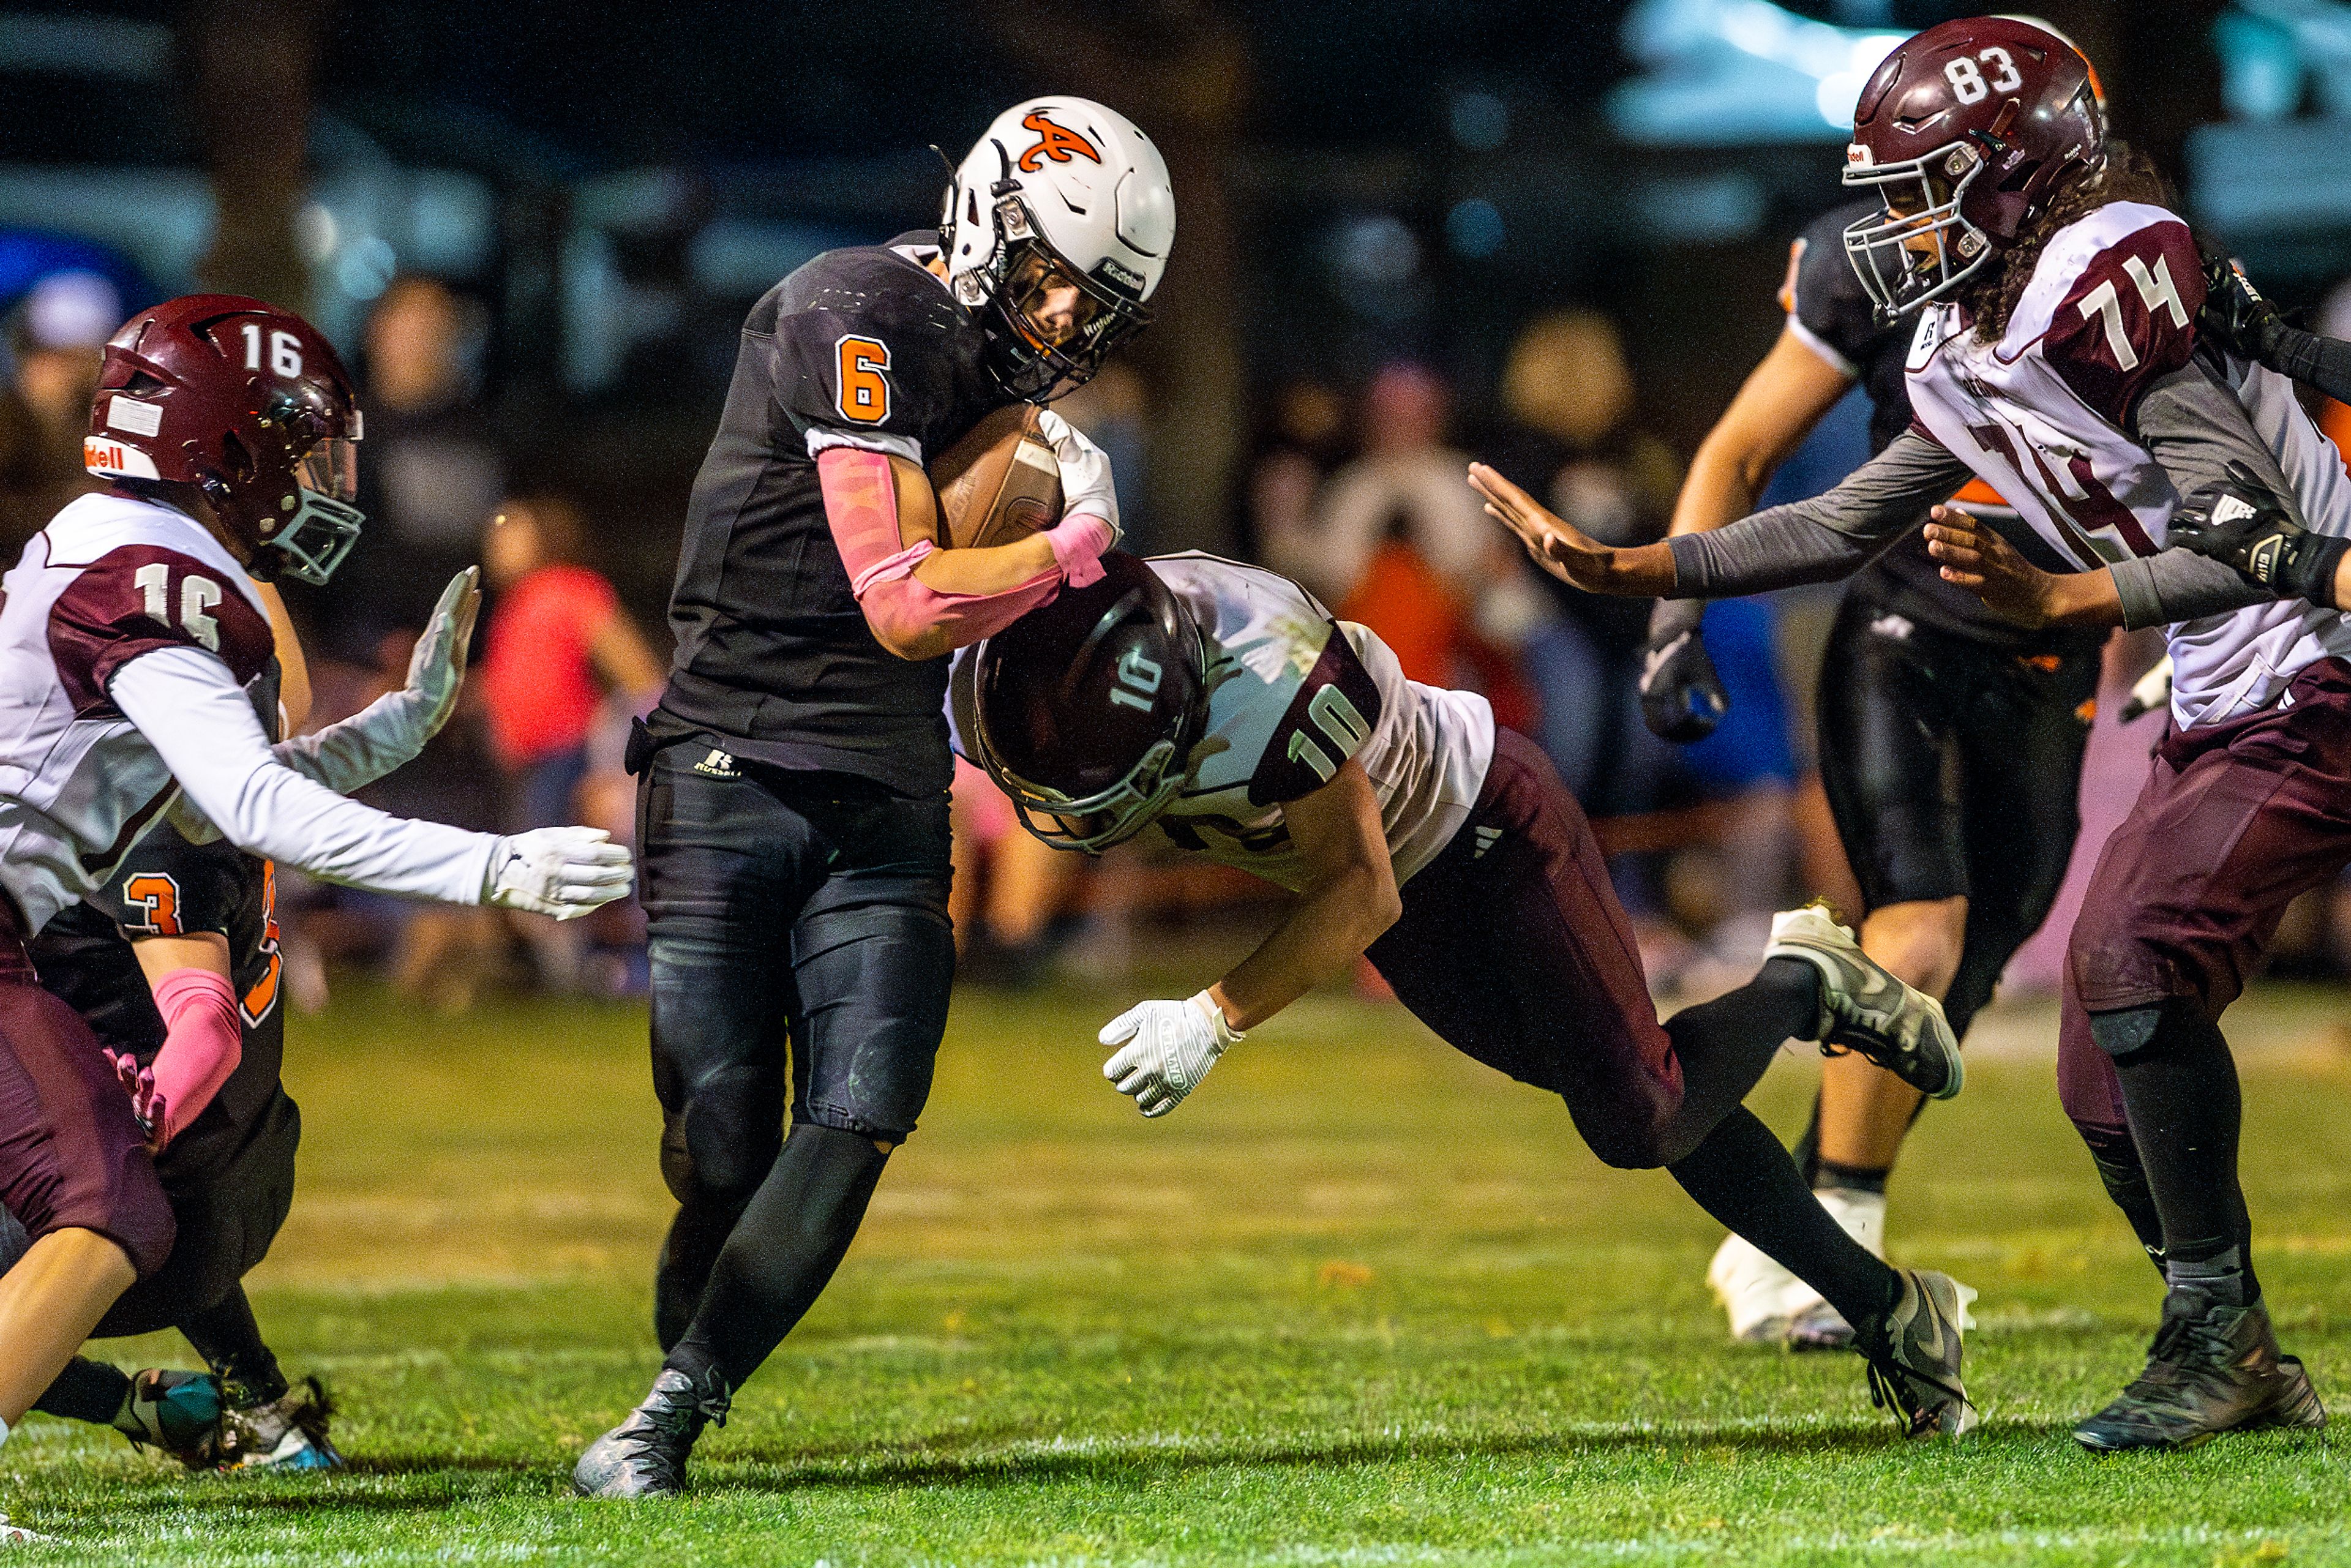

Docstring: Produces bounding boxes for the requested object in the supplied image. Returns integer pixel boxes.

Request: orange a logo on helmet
[1018,110,1102,172]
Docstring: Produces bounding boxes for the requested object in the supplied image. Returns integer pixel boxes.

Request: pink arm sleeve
[147,967,242,1148]
[816,445,1064,651]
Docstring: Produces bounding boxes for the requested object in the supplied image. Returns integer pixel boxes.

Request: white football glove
[484,827,634,920]
[1100,991,1245,1117]
[276,568,483,794]
[1035,408,1120,543]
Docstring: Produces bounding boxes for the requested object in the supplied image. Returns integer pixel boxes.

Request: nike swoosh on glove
[484,827,635,920]
[1100,992,1243,1117]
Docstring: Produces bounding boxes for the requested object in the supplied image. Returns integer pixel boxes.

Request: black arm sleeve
[2262,323,2351,408]
[1663,430,1971,598]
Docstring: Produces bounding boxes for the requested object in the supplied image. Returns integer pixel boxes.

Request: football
[929,404,1065,549]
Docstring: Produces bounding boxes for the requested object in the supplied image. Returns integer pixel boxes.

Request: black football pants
[636,743,954,1368]
[1815,591,2098,1042]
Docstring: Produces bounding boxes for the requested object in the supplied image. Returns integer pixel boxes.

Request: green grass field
[11,970,2351,1565]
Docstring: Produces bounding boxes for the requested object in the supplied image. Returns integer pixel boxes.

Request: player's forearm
[1664,431,1963,598]
[2032,568,2128,628]
[114,649,495,904]
[910,534,1059,596]
[1667,435,1769,539]
[2264,322,2351,408]
[1210,861,1402,1032]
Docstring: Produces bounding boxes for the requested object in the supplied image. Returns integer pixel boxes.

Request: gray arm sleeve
[2112,359,2296,630]
[1664,430,1973,598]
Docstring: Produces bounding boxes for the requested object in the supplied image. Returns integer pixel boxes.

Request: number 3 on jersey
[835,335,892,425]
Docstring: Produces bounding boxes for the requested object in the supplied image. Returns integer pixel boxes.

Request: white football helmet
[942,97,1174,401]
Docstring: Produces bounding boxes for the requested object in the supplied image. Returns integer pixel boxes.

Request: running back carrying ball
[931,405,1065,549]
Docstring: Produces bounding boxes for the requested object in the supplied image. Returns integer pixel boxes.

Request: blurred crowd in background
[7,0,2351,1010]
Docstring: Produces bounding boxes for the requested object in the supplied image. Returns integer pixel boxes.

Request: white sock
[0,1414,12,1449]
[1814,1186,1888,1259]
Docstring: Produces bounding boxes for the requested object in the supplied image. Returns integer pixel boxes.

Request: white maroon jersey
[0,492,276,932]
[1902,200,2351,727]
[953,553,1495,891]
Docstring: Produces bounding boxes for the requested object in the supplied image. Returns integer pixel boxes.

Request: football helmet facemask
[970,552,1210,853]
[87,295,365,585]
[943,97,1174,402]
[1841,16,2105,321]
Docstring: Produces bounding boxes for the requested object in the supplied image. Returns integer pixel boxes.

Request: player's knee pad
[2087,1001,2173,1061]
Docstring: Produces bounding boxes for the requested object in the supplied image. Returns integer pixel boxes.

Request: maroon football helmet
[969,551,1211,853]
[1842,17,2106,320]
[86,294,364,585]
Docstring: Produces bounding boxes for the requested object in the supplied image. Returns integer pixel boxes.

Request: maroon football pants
[2058,656,2351,1142]
[0,909,173,1280]
[1366,727,1685,1168]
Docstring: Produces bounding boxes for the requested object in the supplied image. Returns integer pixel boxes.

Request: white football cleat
[1707,1232,1814,1344]
[0,1514,46,1544]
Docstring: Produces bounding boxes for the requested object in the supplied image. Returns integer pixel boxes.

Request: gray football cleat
[1768,906,1963,1101]
[573,1365,730,1499]
[1858,1268,1978,1438]
[2075,1289,2326,1452]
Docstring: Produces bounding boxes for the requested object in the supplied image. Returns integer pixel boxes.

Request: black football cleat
[1768,906,1963,1101]
[2074,1289,2327,1453]
[118,1368,228,1469]
[1856,1268,1978,1438]
[573,1366,730,1499]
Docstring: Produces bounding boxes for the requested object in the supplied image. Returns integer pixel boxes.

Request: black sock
[1668,1105,1900,1332]
[666,1124,891,1392]
[2075,1120,2170,1280]
[2095,1002,2258,1302]
[1789,1093,1824,1187]
[32,1357,132,1427]
[1813,1157,1891,1196]
[1656,958,1821,1156]
[178,1286,288,1404]
[655,1191,755,1354]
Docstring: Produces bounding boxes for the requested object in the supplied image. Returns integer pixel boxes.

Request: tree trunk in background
[984,1,1250,554]
[184,0,324,315]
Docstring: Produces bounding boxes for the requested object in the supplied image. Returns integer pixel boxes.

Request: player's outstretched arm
[1479,432,1968,604]
[274,567,482,794]
[1100,759,1400,1119]
[110,647,632,918]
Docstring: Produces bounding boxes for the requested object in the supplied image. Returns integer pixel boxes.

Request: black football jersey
[654,230,1017,797]
[31,661,288,1174]
[1787,202,2101,656]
